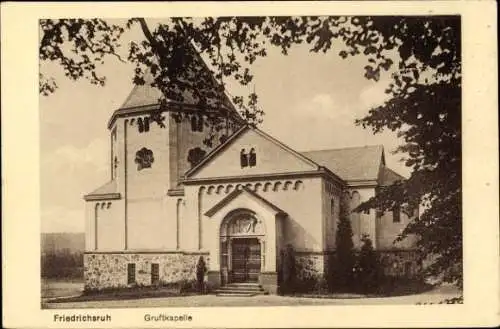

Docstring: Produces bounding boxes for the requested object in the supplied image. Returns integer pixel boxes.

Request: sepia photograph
[2,1,498,328]
[39,14,463,309]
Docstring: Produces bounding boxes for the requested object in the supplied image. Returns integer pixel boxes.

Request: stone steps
[215,283,267,297]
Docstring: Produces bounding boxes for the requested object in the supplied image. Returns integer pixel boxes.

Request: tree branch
[137,18,158,49]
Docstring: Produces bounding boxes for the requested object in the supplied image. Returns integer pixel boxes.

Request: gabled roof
[204,187,287,217]
[83,180,120,201]
[301,145,385,182]
[184,125,321,179]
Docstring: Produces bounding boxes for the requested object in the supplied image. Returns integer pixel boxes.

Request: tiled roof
[109,45,242,129]
[301,145,384,181]
[119,75,164,109]
[119,76,236,111]
[119,45,236,111]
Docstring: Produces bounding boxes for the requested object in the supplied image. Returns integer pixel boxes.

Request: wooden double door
[231,238,261,283]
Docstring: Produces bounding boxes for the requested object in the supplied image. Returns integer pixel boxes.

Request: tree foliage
[39,19,126,95]
[39,15,462,287]
[356,234,382,293]
[350,17,462,288]
[330,194,356,291]
[281,244,297,294]
[41,249,83,279]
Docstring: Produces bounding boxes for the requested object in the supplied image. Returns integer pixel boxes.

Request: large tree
[39,16,462,288]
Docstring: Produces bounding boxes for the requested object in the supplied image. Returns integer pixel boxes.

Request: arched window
[240,149,248,168]
[249,148,256,167]
[294,180,303,190]
[143,117,150,132]
[190,115,203,132]
[137,118,144,133]
[197,116,204,132]
[392,205,401,223]
[331,198,335,219]
[190,115,198,131]
[207,186,215,195]
[351,191,361,236]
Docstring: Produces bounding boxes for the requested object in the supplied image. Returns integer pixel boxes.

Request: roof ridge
[301,144,383,153]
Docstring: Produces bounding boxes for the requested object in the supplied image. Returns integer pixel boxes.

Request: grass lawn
[47,286,199,303]
[41,278,84,299]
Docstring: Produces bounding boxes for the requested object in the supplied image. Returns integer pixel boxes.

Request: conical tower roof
[108,43,241,128]
[119,73,163,109]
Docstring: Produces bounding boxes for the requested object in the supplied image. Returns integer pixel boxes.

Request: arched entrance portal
[220,209,265,285]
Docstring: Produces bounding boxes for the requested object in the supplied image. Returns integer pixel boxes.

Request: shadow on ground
[287,278,435,299]
[373,278,435,297]
[43,278,437,306]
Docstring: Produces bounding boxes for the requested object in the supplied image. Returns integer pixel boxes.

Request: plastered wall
[181,177,325,254]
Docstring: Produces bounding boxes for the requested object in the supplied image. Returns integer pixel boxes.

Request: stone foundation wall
[295,253,326,281]
[277,249,420,293]
[287,250,420,281]
[377,250,421,278]
[84,252,209,291]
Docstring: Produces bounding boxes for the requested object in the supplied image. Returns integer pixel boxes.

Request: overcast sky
[40,19,409,233]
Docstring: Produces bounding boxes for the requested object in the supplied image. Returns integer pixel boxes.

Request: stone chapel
[83,46,419,294]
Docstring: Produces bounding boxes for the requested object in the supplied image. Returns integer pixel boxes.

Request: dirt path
[43,285,461,309]
[41,279,84,299]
